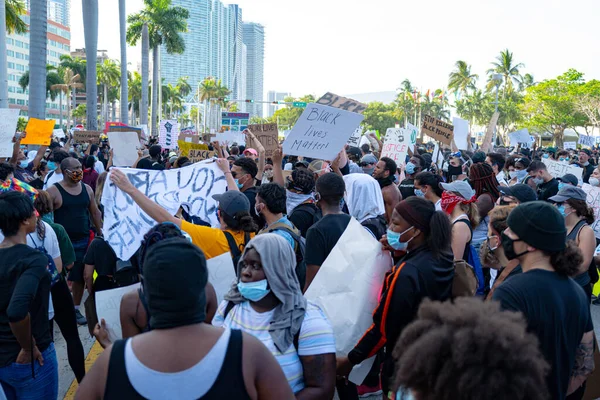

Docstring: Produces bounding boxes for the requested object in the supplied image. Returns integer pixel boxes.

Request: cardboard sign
[188,149,216,162]
[282,103,364,161]
[421,115,453,145]
[22,118,55,146]
[583,184,600,240]
[159,120,180,149]
[247,123,278,158]
[316,92,367,114]
[95,283,141,342]
[564,141,577,150]
[508,128,531,146]
[179,133,200,144]
[542,158,583,183]
[578,134,595,148]
[178,141,208,158]
[347,126,363,147]
[380,128,409,164]
[452,117,470,150]
[108,131,140,167]
[73,130,102,144]
[0,109,20,157]
[109,125,143,141]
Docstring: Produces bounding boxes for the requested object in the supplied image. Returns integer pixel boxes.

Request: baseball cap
[548,186,587,203]
[360,154,378,166]
[498,184,537,203]
[243,148,258,157]
[346,146,362,159]
[440,180,475,200]
[557,174,578,186]
[579,149,591,156]
[212,190,250,216]
[295,160,309,169]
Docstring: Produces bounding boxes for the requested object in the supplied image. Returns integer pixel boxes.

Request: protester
[372,157,402,222]
[281,169,319,238]
[213,234,336,397]
[392,298,549,400]
[0,192,58,399]
[346,147,363,174]
[441,181,479,260]
[359,154,377,176]
[589,165,600,187]
[82,155,99,192]
[0,162,38,202]
[413,171,443,210]
[136,144,164,170]
[87,144,106,175]
[398,155,425,199]
[548,187,597,301]
[527,161,560,201]
[497,184,537,205]
[492,201,594,399]
[486,152,508,186]
[343,174,387,240]
[575,149,595,183]
[508,157,531,187]
[446,151,467,182]
[76,237,294,400]
[9,134,46,184]
[43,149,70,189]
[232,157,263,228]
[95,172,108,216]
[557,173,579,191]
[337,196,453,396]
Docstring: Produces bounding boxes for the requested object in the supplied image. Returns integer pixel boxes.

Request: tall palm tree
[176,76,192,98]
[82,0,99,130]
[119,0,128,124]
[97,59,120,125]
[395,79,416,127]
[19,65,63,101]
[519,73,535,92]
[456,89,486,129]
[140,23,149,126]
[59,55,86,114]
[127,0,190,136]
[28,0,47,120]
[51,68,84,130]
[128,71,142,124]
[487,49,524,96]
[448,61,478,96]
[5,0,27,34]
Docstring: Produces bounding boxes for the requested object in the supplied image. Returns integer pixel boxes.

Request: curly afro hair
[392,298,549,400]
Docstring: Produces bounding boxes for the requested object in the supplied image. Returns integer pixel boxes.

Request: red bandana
[441,191,477,214]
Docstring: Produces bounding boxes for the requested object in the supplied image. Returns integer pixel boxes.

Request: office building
[25,0,70,27]
[267,91,290,117]
[243,22,264,117]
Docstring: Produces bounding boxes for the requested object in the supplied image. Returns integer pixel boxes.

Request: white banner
[508,128,531,146]
[101,161,226,260]
[564,141,577,150]
[381,128,409,164]
[347,126,363,147]
[216,130,246,146]
[542,158,583,183]
[96,283,141,343]
[0,109,20,158]
[578,134,595,148]
[452,117,470,150]
[304,218,392,384]
[108,131,140,167]
[159,120,180,149]
[582,184,600,239]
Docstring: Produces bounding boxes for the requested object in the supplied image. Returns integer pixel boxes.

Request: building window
[15,64,25,71]
[7,50,14,57]
[17,99,25,105]
[7,62,14,69]
[9,99,16,104]
[15,52,24,59]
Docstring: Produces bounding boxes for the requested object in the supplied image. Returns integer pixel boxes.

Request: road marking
[63,340,104,399]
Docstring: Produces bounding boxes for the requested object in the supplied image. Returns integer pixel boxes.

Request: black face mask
[499,199,511,206]
[501,232,529,260]
[448,165,462,176]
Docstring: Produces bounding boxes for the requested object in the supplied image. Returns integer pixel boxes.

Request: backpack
[290,203,322,228]
[223,231,251,273]
[361,215,387,240]
[452,220,484,296]
[259,222,307,289]
[29,233,60,286]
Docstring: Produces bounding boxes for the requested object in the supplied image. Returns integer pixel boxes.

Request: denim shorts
[0,343,58,400]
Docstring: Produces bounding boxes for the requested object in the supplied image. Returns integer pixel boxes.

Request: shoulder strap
[44,170,55,185]
[223,301,236,319]
[224,231,241,258]
[573,220,588,241]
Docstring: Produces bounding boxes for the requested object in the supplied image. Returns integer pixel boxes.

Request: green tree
[448,61,478,96]
[128,71,143,124]
[362,102,397,136]
[270,95,315,128]
[573,79,600,132]
[19,65,63,101]
[72,104,87,125]
[176,76,192,97]
[50,68,84,130]
[97,59,120,125]
[487,49,525,96]
[5,0,27,34]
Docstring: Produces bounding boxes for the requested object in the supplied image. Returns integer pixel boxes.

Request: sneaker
[75,309,87,325]
[357,383,383,398]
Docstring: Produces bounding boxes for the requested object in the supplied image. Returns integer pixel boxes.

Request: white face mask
[589,177,600,187]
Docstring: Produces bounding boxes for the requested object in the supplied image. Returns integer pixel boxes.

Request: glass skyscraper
[243,22,264,117]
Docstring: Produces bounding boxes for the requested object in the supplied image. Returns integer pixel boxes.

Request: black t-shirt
[84,238,117,277]
[137,158,164,170]
[0,245,51,367]
[493,269,592,400]
[289,203,321,238]
[13,162,36,183]
[305,213,351,266]
[578,163,595,183]
[242,186,264,229]
[398,178,415,200]
[538,178,559,202]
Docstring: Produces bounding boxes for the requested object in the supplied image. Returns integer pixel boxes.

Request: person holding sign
[9,133,47,184]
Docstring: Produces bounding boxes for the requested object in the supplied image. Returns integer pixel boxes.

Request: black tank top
[53,183,90,240]
[566,220,592,287]
[104,329,251,400]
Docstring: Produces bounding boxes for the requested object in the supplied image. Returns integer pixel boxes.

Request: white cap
[440,180,475,200]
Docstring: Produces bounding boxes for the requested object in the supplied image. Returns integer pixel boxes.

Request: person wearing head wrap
[213,234,336,397]
[343,173,387,239]
[337,197,454,397]
[77,237,294,400]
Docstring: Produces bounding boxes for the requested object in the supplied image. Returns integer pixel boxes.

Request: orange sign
[22,118,55,146]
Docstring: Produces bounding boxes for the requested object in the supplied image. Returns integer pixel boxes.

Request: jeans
[0,343,58,400]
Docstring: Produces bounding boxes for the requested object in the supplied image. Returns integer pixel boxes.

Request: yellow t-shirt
[180,220,255,260]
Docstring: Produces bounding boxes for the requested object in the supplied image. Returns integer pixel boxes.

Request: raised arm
[245,129,265,177]
[272,145,285,186]
[32,145,48,169]
[215,158,239,192]
[9,133,23,165]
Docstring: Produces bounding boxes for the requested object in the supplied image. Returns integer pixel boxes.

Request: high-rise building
[243,22,264,117]
[267,91,290,117]
[25,0,70,26]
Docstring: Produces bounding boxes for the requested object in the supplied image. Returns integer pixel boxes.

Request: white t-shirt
[212,300,336,393]
[43,171,63,190]
[496,170,508,186]
[435,199,442,211]
[94,159,105,175]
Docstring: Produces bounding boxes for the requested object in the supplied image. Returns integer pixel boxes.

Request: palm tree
[19,65,63,101]
[448,61,478,97]
[140,23,149,126]
[127,0,190,136]
[5,0,27,34]
[59,55,86,114]
[456,89,486,129]
[119,0,128,124]
[51,68,84,130]
[82,0,99,130]
[128,71,142,124]
[395,79,416,127]
[97,59,120,126]
[176,76,192,98]
[519,73,535,92]
[28,0,47,120]
[487,49,525,96]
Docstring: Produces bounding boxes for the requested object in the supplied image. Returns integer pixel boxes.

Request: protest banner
[188,149,216,162]
[96,283,141,342]
[316,92,367,114]
[159,120,180,149]
[305,217,392,384]
[247,123,279,157]
[178,141,208,158]
[542,158,583,182]
[564,141,577,150]
[421,115,453,146]
[216,130,245,145]
[282,103,364,161]
[21,118,55,146]
[347,126,363,147]
[179,133,200,144]
[0,109,20,157]
[582,183,600,240]
[101,161,226,260]
[108,131,140,167]
[578,134,595,148]
[508,128,530,146]
[109,125,143,141]
[452,117,470,150]
[380,128,409,164]
[206,252,236,304]
[480,112,500,153]
[52,128,65,139]
[73,130,102,144]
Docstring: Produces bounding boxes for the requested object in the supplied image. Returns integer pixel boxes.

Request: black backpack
[289,203,322,233]
[259,222,307,290]
[223,231,251,273]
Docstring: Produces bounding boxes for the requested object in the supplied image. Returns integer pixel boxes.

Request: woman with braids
[336,197,453,397]
[413,171,443,211]
[493,201,594,400]
[392,298,550,400]
[549,187,597,301]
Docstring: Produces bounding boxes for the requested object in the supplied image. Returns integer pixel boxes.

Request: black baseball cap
[346,146,362,159]
[498,184,537,203]
[212,190,250,216]
[557,174,578,186]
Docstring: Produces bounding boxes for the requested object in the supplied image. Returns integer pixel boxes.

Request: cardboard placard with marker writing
[421,115,454,146]
[316,92,367,114]
[247,123,279,158]
[73,130,102,144]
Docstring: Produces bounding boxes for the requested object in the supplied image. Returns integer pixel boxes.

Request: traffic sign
[292,102,307,108]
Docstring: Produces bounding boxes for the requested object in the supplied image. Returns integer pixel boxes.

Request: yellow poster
[22,118,55,146]
[178,140,208,157]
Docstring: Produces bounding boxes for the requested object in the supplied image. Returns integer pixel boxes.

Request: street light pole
[492,73,503,146]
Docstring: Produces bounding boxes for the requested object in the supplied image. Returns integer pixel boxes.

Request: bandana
[441,191,477,215]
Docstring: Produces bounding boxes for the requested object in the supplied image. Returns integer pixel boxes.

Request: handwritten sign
[583,184,600,239]
[282,103,364,161]
[188,149,216,163]
[380,128,409,163]
[578,134,595,148]
[73,130,101,144]
[0,109,20,157]
[179,133,200,144]
[316,92,367,114]
[109,125,143,141]
[564,142,577,150]
[452,117,470,150]
[347,126,363,147]
[508,128,531,146]
[247,123,278,157]
[53,128,65,139]
[22,118,55,146]
[178,141,208,159]
[159,119,180,149]
[108,131,139,167]
[101,161,226,260]
[216,130,245,146]
[421,115,453,145]
[542,158,583,183]
[95,283,140,342]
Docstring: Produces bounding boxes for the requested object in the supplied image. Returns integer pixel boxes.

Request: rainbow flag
[0,178,38,202]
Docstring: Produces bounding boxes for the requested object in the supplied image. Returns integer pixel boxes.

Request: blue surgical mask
[533,177,544,185]
[47,161,57,171]
[234,179,243,189]
[542,153,550,159]
[386,226,414,251]
[237,279,270,301]
[19,160,29,169]
[405,162,416,175]
[558,183,565,191]
[414,188,425,198]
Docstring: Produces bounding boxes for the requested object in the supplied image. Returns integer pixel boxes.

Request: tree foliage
[5,0,27,34]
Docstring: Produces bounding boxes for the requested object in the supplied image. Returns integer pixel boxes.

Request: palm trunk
[83,0,99,131]
[29,0,48,120]
[0,0,8,108]
[112,100,116,121]
[151,46,159,137]
[71,88,76,128]
[140,23,149,126]
[58,93,63,128]
[66,89,72,131]
[103,84,108,124]
[118,0,128,124]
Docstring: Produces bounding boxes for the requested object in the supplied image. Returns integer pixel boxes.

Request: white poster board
[380,128,409,164]
[108,131,140,167]
[564,141,577,150]
[452,117,469,150]
[542,158,583,183]
[53,129,66,139]
[583,184,600,239]
[347,126,363,147]
[136,124,149,141]
[578,134,595,148]
[304,218,392,384]
[282,103,364,161]
[95,283,141,342]
[508,128,531,146]
[216,130,246,146]
[206,252,236,304]
[101,161,226,260]
[0,109,20,158]
[159,120,180,149]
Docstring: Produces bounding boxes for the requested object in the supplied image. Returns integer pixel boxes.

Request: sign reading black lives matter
[421,115,454,146]
[282,103,364,161]
[101,161,226,260]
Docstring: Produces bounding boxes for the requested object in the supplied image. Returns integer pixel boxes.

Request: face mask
[47,161,57,171]
[386,226,414,251]
[67,170,83,183]
[237,279,270,302]
[405,162,416,175]
[557,205,573,218]
[414,188,425,198]
[542,154,550,159]
[19,160,29,169]
[448,165,462,177]
[589,177,600,187]
[234,178,244,189]
[533,177,544,185]
[501,232,528,260]
[510,169,527,180]
[362,167,375,175]
[254,203,262,216]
